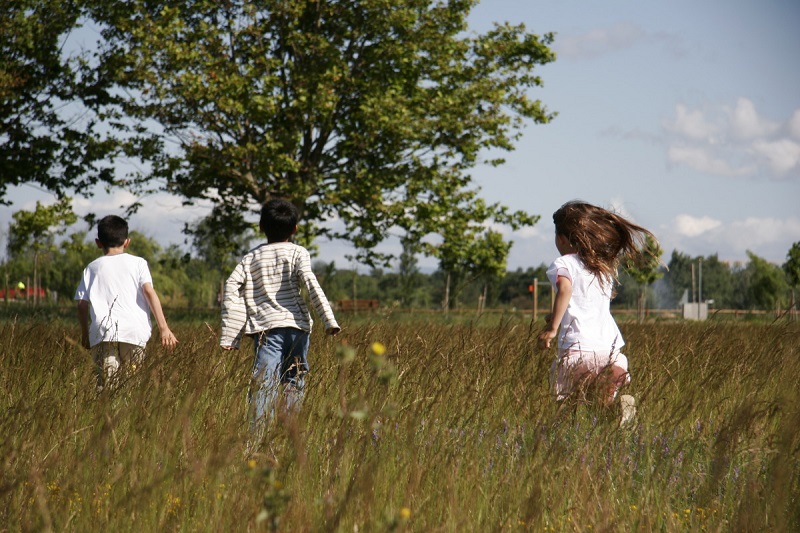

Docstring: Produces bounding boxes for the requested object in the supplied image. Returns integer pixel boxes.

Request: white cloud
[71,190,138,214]
[556,22,645,60]
[673,214,722,237]
[513,225,545,239]
[665,104,718,141]
[660,214,800,263]
[667,146,751,176]
[663,99,800,180]
[789,110,800,140]
[556,22,684,61]
[730,98,779,139]
[752,139,800,176]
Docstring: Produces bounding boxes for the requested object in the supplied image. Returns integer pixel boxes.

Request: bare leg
[602,364,630,406]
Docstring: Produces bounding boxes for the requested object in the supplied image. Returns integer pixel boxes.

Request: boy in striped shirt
[220,199,340,435]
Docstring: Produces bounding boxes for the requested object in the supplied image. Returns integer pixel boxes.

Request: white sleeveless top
[546,253,624,353]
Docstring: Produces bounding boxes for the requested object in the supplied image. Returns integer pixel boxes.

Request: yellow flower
[371,342,386,356]
[248,459,257,469]
[400,507,411,519]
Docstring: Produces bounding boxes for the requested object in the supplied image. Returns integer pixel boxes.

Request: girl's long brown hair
[553,200,656,286]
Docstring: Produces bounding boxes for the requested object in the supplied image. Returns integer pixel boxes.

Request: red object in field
[0,287,46,299]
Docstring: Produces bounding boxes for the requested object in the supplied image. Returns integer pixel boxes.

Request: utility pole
[698,257,703,303]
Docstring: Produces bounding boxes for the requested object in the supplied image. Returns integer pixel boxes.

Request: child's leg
[251,331,284,431]
[599,364,630,406]
[249,328,311,437]
[602,353,635,426]
[602,352,631,405]
[117,342,145,372]
[91,342,120,391]
[279,329,310,413]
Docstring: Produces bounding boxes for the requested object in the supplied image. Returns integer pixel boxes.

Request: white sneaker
[619,395,636,428]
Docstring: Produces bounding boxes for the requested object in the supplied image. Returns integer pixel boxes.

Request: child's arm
[537,275,572,350]
[77,300,91,349]
[142,282,179,348]
[297,253,340,335]
[220,262,248,349]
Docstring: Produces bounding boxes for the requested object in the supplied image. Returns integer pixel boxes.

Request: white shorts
[550,349,630,401]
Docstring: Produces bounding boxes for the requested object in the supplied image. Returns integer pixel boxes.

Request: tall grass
[1,314,798,531]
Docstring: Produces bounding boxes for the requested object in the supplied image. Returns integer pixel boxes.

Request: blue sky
[2,0,799,271]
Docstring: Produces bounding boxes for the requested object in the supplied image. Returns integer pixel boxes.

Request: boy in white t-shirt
[75,215,178,389]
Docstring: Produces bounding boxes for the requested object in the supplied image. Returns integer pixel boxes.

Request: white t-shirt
[546,253,624,353]
[74,253,154,348]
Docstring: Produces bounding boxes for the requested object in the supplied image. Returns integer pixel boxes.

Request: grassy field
[1,312,798,532]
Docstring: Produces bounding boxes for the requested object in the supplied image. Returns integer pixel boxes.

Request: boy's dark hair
[97,215,129,248]
[260,199,299,242]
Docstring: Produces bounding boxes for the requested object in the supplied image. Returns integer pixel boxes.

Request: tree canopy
[84,0,554,263]
[0,0,116,202]
[783,241,800,289]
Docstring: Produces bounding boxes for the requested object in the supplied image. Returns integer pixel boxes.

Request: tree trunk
[443,272,450,314]
[638,289,646,323]
[477,283,487,316]
[33,252,39,306]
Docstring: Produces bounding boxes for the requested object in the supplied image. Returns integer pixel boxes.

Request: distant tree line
[2,215,798,313]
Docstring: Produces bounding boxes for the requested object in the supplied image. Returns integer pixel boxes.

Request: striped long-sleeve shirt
[220,242,339,348]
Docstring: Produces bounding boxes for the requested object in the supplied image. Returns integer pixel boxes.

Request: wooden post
[533,279,539,323]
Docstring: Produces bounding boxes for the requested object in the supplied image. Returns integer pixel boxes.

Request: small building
[682,302,708,321]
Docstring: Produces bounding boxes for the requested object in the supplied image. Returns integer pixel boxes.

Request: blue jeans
[249,327,310,432]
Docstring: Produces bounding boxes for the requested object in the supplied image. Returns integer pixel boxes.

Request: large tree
[87,0,554,263]
[741,251,789,311]
[0,0,116,202]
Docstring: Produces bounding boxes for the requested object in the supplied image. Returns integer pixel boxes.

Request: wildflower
[371,342,386,356]
[400,507,411,520]
[248,459,257,469]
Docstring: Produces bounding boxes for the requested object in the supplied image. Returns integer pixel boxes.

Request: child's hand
[221,345,236,351]
[537,328,557,350]
[161,328,178,349]
[326,327,341,336]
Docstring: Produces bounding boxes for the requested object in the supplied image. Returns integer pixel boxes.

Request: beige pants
[91,342,145,390]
